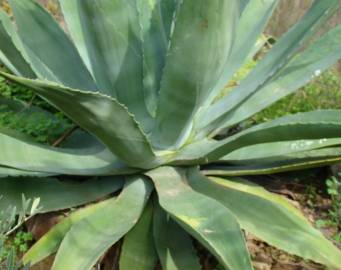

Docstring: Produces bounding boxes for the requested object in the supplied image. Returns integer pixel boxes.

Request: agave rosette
[0,0,341,269]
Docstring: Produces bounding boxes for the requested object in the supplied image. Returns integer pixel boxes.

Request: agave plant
[0,0,341,269]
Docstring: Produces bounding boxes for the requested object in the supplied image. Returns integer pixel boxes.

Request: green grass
[253,70,341,123]
[0,74,72,144]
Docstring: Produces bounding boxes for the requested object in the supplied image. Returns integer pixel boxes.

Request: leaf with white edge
[51,176,153,270]
[147,166,253,270]
[188,170,341,269]
[0,177,124,213]
[153,202,201,270]
[8,0,98,91]
[120,200,157,270]
[152,0,239,148]
[0,73,157,169]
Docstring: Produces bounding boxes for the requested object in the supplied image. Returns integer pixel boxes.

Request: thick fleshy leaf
[8,0,97,91]
[0,73,157,169]
[222,138,341,165]
[120,201,157,270]
[205,149,341,176]
[204,0,278,106]
[0,9,55,82]
[0,11,35,77]
[0,177,124,213]
[51,176,153,270]
[188,171,341,269]
[174,110,341,164]
[216,25,341,129]
[147,167,253,270]
[239,0,250,12]
[152,0,239,148]
[24,198,115,266]
[0,128,133,175]
[199,0,341,133]
[138,0,177,116]
[0,166,52,178]
[153,202,201,270]
[59,0,152,131]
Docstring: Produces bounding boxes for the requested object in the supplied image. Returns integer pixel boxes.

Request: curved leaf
[0,176,124,213]
[120,200,157,270]
[0,128,133,175]
[24,198,115,266]
[188,171,341,269]
[205,147,341,176]
[0,73,157,169]
[174,110,341,164]
[222,138,341,165]
[153,202,201,270]
[51,176,153,270]
[147,167,253,270]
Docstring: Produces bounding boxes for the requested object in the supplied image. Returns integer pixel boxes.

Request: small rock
[254,253,273,264]
[253,261,271,270]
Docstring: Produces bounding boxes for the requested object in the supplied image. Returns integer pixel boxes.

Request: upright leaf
[138,0,177,116]
[152,0,239,148]
[8,0,97,91]
[204,0,278,106]
[59,0,152,131]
